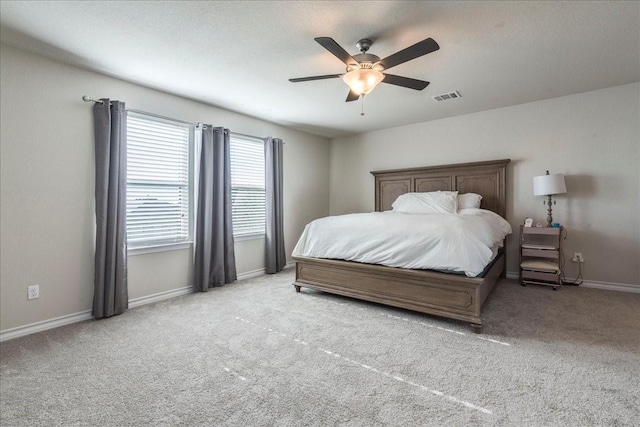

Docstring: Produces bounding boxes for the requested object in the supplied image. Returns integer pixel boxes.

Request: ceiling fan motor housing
[350,53,383,70]
[349,39,383,71]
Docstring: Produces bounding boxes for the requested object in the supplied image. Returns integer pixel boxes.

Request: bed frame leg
[294,284,301,293]
[471,323,482,334]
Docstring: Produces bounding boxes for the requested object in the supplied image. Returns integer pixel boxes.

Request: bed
[292,159,510,333]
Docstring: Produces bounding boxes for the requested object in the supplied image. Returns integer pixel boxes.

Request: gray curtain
[194,125,237,291]
[265,137,286,274]
[93,99,128,318]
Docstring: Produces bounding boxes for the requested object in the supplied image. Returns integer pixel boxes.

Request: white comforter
[292,209,512,277]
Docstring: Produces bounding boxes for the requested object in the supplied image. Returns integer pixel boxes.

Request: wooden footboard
[293,253,505,333]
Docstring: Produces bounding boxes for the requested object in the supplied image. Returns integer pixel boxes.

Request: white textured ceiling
[1,1,638,138]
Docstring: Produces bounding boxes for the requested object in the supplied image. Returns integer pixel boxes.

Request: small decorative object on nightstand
[519,225,563,290]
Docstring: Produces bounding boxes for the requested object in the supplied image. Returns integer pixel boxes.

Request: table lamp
[533,171,566,227]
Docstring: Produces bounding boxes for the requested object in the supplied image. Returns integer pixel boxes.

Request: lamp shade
[533,173,566,196]
[342,68,384,96]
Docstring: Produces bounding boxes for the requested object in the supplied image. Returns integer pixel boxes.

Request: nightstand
[519,225,563,290]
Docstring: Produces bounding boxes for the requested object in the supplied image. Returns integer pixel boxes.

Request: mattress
[292,209,512,277]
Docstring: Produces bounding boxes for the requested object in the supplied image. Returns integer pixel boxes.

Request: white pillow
[391,191,458,214]
[457,193,483,210]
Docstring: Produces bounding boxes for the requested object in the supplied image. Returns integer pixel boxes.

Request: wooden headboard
[371,159,510,218]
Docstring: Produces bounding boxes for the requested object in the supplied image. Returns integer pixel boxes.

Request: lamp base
[546,195,553,227]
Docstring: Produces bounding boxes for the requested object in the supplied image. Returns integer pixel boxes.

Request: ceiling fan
[289,37,440,102]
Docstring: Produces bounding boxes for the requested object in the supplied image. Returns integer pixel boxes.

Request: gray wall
[330,83,640,286]
[2,41,638,334]
[0,44,330,331]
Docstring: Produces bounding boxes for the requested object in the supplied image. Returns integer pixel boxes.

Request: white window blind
[230,135,265,238]
[126,113,191,248]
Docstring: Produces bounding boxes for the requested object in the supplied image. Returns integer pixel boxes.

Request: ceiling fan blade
[378,38,439,70]
[289,74,342,83]
[382,74,430,90]
[315,37,358,66]
[345,90,360,102]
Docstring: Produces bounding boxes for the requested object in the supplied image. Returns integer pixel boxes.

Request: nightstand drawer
[521,269,560,282]
[522,227,560,235]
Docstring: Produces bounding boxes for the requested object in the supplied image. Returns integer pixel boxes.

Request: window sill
[235,234,265,242]
[127,241,192,256]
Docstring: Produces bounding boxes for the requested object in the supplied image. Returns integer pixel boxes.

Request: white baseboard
[237,268,268,281]
[20,264,632,343]
[580,280,640,293]
[1,266,297,342]
[505,271,639,293]
[128,286,193,308]
[0,310,93,342]
[237,262,295,281]
[1,286,193,342]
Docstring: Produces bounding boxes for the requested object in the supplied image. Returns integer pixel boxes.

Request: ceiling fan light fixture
[342,68,384,96]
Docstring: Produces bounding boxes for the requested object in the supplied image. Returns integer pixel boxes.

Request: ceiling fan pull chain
[361,95,365,116]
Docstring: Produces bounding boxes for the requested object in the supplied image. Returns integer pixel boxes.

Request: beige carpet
[1,269,638,426]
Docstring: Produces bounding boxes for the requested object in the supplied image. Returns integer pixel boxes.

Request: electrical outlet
[28,285,39,300]
[572,253,584,263]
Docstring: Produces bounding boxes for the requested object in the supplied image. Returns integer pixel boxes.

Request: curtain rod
[82,96,281,143]
[82,95,104,104]
[83,96,192,126]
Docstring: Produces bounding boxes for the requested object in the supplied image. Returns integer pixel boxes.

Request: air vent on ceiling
[432,91,461,102]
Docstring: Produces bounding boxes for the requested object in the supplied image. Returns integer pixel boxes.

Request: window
[230,135,265,238]
[126,113,191,249]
